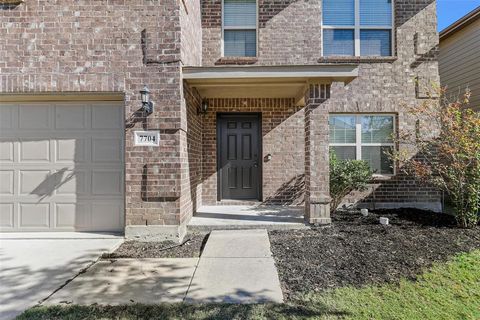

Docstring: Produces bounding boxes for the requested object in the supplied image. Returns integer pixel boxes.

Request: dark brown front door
[218,114,261,200]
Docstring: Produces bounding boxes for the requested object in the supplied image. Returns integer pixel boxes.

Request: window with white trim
[329,114,395,174]
[223,0,257,57]
[322,0,393,56]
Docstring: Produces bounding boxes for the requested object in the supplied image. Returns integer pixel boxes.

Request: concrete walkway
[186,229,283,303]
[44,229,283,306]
[45,258,199,305]
[0,233,123,320]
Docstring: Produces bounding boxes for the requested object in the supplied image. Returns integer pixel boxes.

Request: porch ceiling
[182,65,359,105]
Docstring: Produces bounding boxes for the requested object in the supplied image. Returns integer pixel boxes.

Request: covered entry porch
[182,65,358,227]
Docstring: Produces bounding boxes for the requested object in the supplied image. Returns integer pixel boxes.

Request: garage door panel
[0,105,17,129]
[0,203,14,228]
[91,202,122,231]
[54,203,76,228]
[54,203,91,229]
[55,138,87,163]
[1,101,124,232]
[0,140,14,162]
[92,138,122,162]
[19,105,51,129]
[54,105,88,129]
[92,170,122,196]
[55,170,87,195]
[92,105,122,129]
[19,203,50,228]
[20,140,50,162]
[0,171,14,195]
[20,170,52,197]
[52,202,91,230]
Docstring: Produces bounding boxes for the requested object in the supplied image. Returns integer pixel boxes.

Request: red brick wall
[201,0,322,65]
[180,82,203,224]
[196,92,441,211]
[181,0,203,66]
[201,98,305,205]
[0,0,197,228]
[0,0,442,229]
[200,0,436,66]
[304,84,331,223]
[201,0,222,66]
[324,81,441,209]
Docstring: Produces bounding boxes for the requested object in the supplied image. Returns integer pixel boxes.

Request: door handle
[253,162,258,168]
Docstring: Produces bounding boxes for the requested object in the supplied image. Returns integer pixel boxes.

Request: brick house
[0,0,440,241]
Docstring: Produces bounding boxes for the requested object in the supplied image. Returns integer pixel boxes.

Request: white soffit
[182,65,358,101]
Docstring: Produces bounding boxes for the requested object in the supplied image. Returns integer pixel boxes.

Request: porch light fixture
[140,85,154,114]
[198,99,209,115]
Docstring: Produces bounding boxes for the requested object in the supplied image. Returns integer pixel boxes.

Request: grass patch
[18,250,480,320]
[302,249,480,320]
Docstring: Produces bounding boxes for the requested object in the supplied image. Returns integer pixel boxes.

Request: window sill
[215,57,259,65]
[317,56,398,64]
[371,174,395,181]
[0,0,23,3]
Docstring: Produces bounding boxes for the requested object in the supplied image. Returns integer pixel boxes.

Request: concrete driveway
[0,233,123,320]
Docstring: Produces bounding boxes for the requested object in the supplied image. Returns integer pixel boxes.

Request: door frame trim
[216,112,263,201]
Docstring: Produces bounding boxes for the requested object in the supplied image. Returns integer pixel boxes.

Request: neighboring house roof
[440,6,480,41]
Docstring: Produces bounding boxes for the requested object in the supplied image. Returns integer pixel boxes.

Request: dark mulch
[269,208,480,298]
[103,233,209,258]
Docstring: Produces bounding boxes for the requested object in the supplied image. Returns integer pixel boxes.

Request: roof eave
[440,6,480,41]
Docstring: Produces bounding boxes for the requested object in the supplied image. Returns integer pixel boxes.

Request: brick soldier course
[0,0,440,241]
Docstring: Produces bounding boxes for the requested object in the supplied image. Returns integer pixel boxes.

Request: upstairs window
[322,0,393,57]
[223,0,257,57]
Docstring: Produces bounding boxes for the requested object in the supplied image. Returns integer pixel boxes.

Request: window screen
[360,30,391,56]
[360,0,392,26]
[323,29,355,56]
[223,0,257,57]
[323,0,355,26]
[224,30,257,57]
[224,0,257,27]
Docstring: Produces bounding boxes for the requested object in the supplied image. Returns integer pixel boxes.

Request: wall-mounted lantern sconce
[198,99,209,115]
[140,85,154,114]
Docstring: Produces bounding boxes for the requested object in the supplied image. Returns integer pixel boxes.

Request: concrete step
[189,223,307,232]
[188,205,308,232]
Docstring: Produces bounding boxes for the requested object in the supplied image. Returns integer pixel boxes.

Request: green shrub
[329,151,373,213]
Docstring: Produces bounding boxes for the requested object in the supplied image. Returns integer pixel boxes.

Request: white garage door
[0,101,125,232]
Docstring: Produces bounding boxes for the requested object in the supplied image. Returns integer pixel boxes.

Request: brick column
[304,83,331,225]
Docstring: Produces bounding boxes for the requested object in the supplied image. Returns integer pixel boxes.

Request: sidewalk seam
[183,257,201,302]
[37,239,123,306]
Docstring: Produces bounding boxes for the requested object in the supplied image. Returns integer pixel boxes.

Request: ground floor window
[329,114,395,175]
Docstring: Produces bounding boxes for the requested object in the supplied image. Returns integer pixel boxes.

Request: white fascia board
[182,65,359,80]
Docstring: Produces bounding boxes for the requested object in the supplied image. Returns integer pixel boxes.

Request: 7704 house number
[134,131,160,146]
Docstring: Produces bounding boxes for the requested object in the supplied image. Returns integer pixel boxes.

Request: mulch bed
[269,208,480,298]
[103,232,208,258]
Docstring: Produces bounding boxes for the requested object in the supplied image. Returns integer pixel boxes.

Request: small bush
[392,88,480,228]
[329,151,373,213]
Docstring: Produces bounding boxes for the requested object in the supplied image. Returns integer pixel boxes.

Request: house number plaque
[134,131,160,146]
